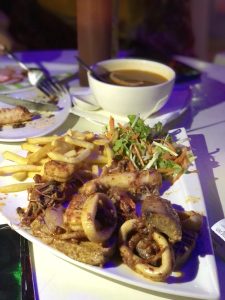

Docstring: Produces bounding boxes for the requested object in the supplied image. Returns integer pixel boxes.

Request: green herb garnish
[105,114,194,182]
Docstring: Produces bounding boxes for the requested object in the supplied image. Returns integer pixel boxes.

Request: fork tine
[48,78,64,92]
[53,80,68,94]
[36,84,52,97]
[60,83,68,93]
[41,79,56,95]
[41,79,61,96]
[41,78,66,95]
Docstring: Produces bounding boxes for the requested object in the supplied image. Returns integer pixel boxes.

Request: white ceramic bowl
[87,58,175,118]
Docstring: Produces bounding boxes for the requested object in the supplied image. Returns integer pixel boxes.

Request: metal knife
[0,94,59,112]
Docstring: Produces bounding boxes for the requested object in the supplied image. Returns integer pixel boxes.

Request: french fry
[21,143,41,153]
[40,157,51,165]
[48,148,91,164]
[27,143,54,164]
[64,150,77,157]
[0,165,42,175]
[12,172,28,181]
[65,136,95,150]
[28,171,41,178]
[72,149,92,164]
[88,154,108,165]
[47,151,70,163]
[51,137,64,147]
[83,132,95,141]
[52,139,74,154]
[0,182,34,193]
[66,130,95,141]
[66,130,85,140]
[92,164,100,176]
[93,138,110,146]
[2,151,27,164]
[26,136,59,145]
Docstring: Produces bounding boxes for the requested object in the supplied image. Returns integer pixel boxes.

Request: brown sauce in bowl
[102,69,168,87]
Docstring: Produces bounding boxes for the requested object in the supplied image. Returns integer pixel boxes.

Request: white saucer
[70,85,191,126]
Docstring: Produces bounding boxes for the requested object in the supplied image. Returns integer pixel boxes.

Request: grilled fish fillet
[0,105,32,125]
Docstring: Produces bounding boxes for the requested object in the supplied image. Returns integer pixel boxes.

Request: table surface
[0,50,224,300]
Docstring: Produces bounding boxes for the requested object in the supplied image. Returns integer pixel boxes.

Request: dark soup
[104,69,168,87]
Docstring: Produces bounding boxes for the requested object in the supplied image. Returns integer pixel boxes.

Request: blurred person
[118,0,195,61]
[0,0,194,62]
[0,0,76,51]
[0,9,14,53]
[36,0,195,61]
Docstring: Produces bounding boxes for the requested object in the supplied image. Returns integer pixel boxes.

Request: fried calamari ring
[119,219,174,282]
[81,193,117,243]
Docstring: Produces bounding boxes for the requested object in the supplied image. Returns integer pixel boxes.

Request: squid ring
[119,219,174,281]
[81,192,117,243]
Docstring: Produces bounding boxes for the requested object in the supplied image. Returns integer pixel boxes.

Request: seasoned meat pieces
[43,160,77,182]
[0,66,26,84]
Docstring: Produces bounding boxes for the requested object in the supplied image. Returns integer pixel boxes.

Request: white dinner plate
[0,61,77,94]
[70,84,191,127]
[0,88,71,142]
[0,127,220,299]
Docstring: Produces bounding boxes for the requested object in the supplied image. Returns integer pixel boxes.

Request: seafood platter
[0,115,219,299]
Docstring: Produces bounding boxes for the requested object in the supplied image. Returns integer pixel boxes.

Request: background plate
[0,88,71,142]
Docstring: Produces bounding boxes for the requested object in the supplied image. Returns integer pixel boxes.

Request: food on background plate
[0,66,27,84]
[0,115,202,282]
[0,105,32,125]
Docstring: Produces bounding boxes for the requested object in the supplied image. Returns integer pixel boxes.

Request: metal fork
[1,45,66,99]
